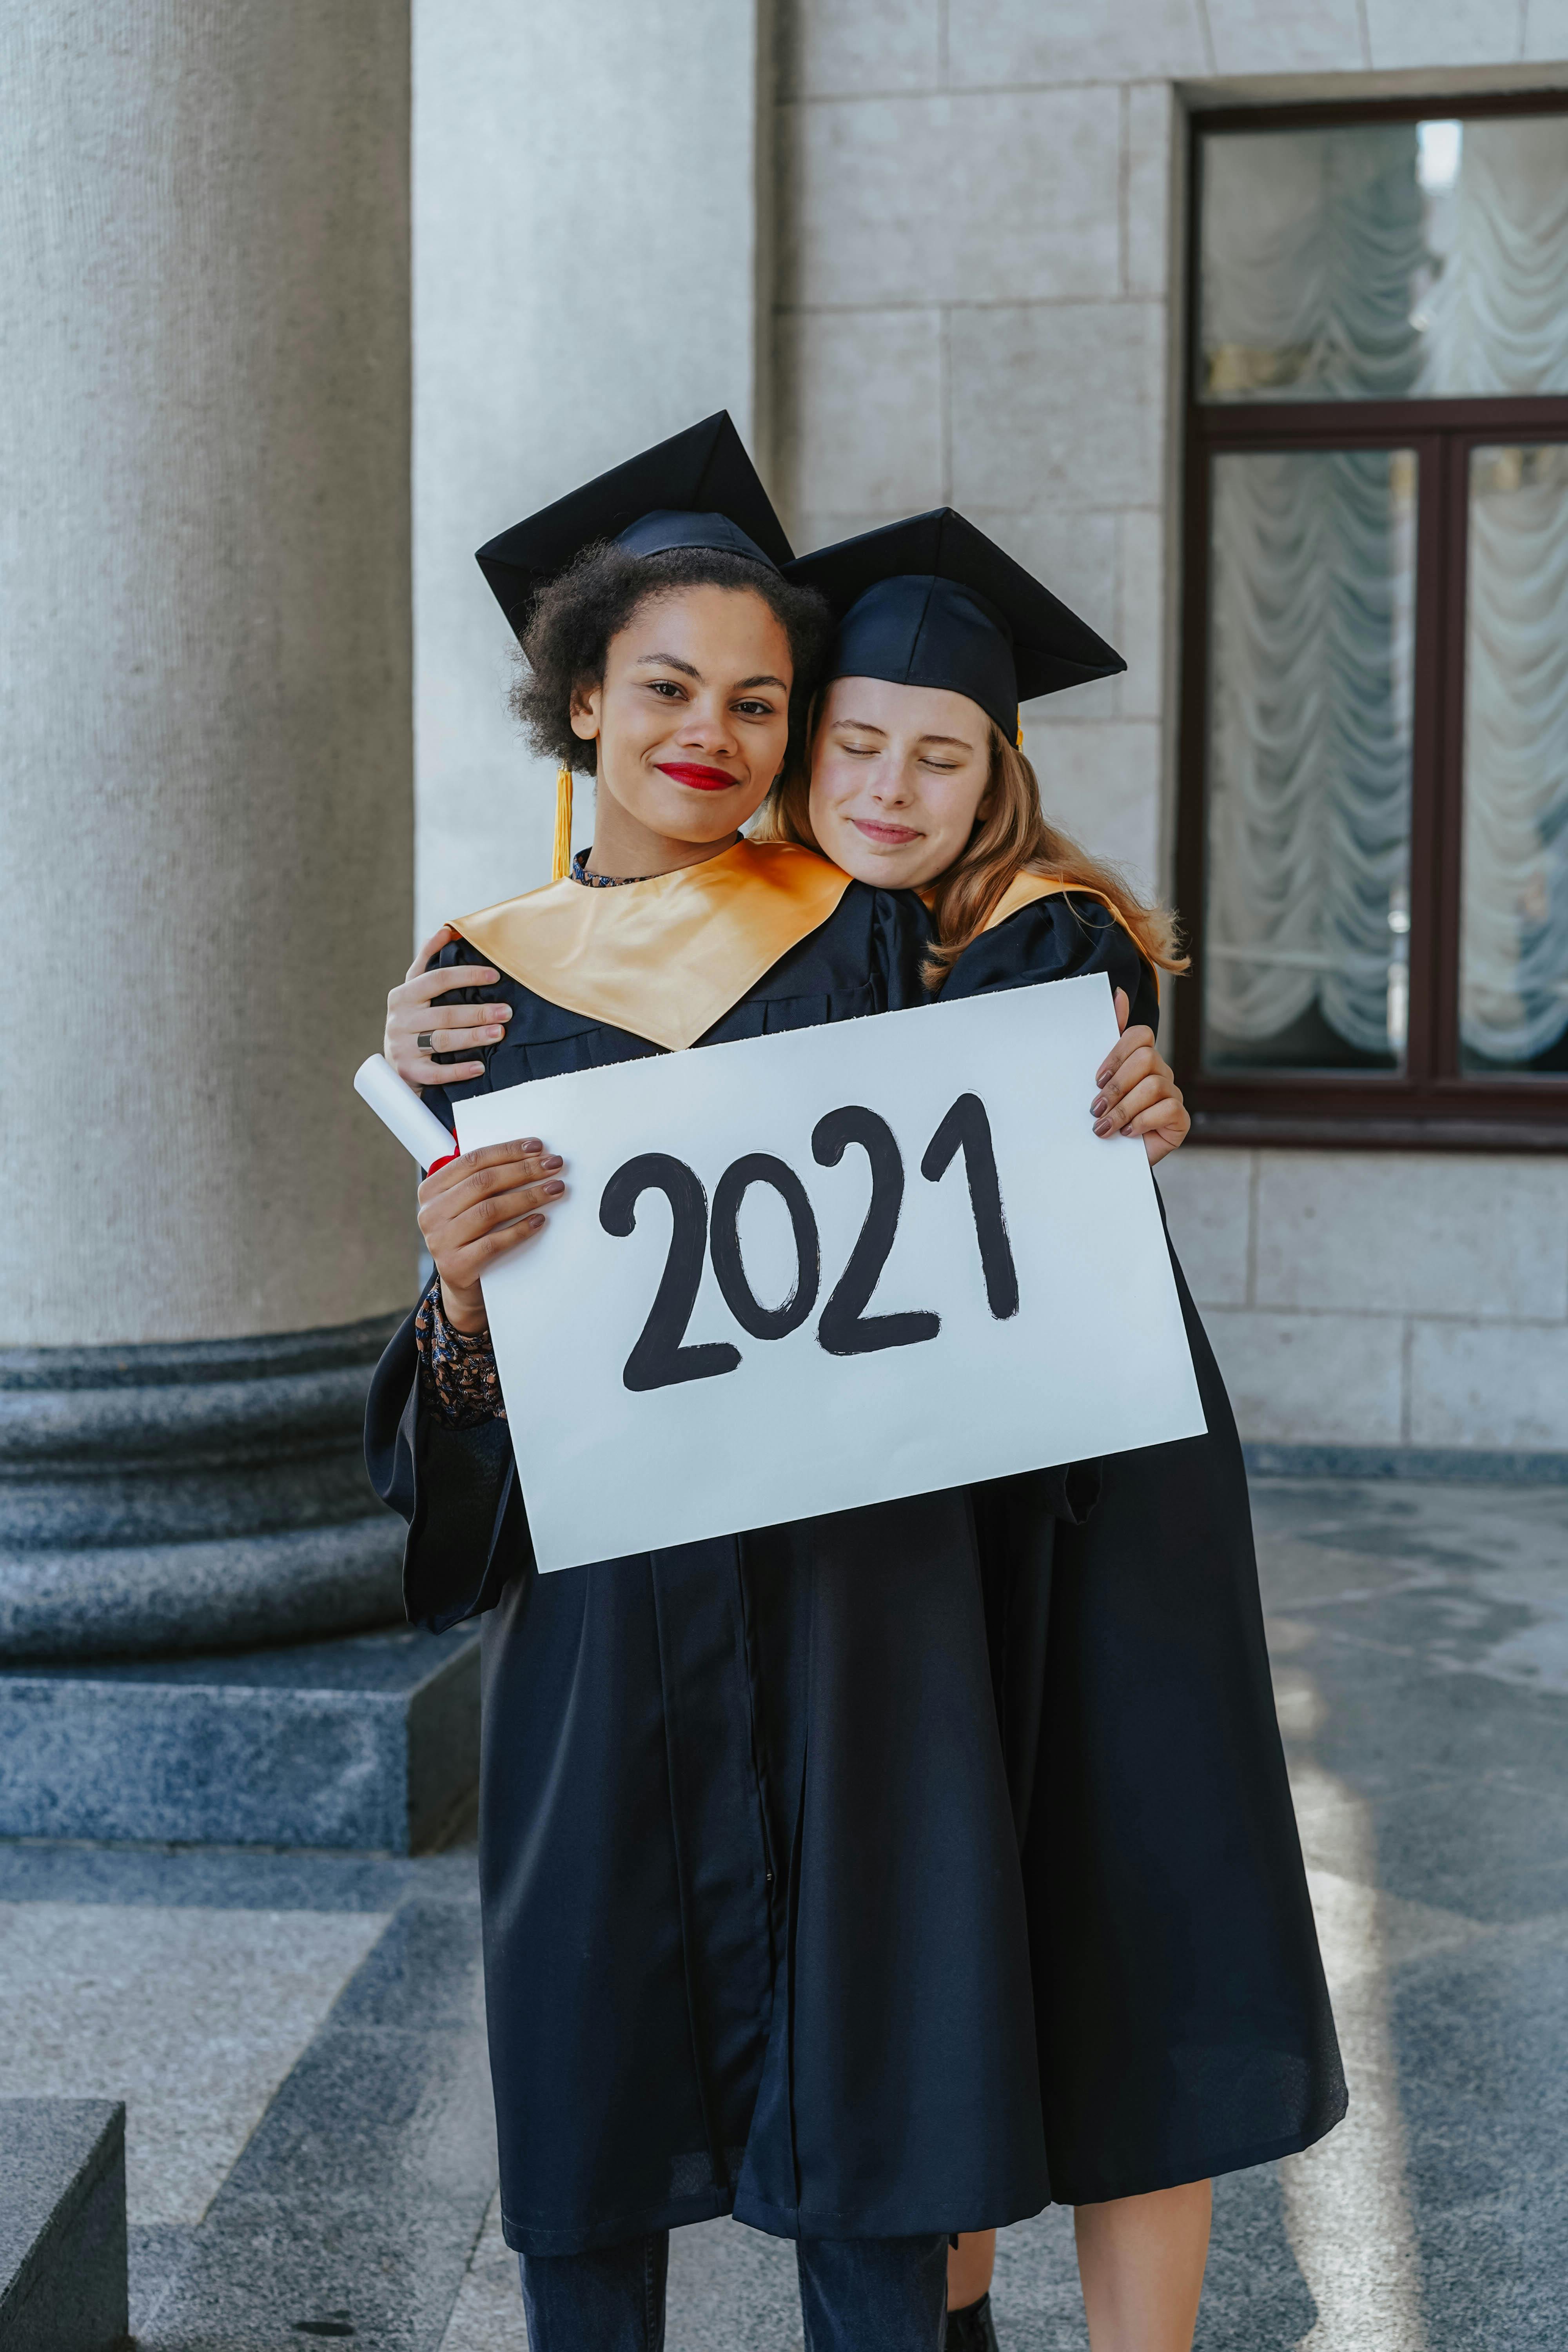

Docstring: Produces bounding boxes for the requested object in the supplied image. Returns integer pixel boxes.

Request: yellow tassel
[1015,712,1025,751]
[551,764,573,882]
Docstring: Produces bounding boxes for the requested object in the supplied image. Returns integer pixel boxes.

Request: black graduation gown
[944,891,1347,2201]
[365,878,1049,2255]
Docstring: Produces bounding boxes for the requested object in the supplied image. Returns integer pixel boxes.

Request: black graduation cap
[475,412,795,644]
[786,508,1125,738]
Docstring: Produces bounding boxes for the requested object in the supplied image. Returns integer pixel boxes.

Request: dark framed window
[1177,96,1568,1149]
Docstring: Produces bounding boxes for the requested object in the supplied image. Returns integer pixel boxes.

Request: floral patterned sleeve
[414,1285,507,1426]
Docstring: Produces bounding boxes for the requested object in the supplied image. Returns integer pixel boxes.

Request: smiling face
[569,583,794,859]
[806,675,995,889]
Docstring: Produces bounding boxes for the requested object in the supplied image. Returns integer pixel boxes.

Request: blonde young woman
[770,510,1347,2352]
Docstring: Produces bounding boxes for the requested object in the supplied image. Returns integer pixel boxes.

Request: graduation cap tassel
[1016,713,1025,751]
[552,764,573,883]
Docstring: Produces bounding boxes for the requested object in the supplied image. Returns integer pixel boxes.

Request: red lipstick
[657,762,739,792]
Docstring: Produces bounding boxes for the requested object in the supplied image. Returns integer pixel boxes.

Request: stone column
[411,0,773,927]
[0,6,424,1798]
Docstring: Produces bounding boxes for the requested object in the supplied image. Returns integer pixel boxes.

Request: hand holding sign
[452,975,1205,1572]
[417,1136,568,1334]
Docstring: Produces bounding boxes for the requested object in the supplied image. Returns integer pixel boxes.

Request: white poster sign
[454,974,1205,1572]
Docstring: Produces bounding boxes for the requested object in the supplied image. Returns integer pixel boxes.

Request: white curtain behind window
[1202,117,1568,1065]
[1207,447,1413,1057]
[1427,121,1568,1065]
[1461,447,1568,1063]
[1420,118,1568,396]
[1201,125,1425,401]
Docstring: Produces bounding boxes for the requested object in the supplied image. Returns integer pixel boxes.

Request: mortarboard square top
[786,508,1125,738]
[476,412,794,645]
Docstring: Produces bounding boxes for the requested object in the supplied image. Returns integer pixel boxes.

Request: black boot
[945,2292,1000,2350]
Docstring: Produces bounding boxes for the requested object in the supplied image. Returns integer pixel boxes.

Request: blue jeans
[519,2227,949,2352]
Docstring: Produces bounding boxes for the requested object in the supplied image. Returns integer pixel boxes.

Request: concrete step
[0,1622,480,1851]
[0,2100,128,2352]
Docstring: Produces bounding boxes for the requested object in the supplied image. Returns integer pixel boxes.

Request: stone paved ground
[2,1476,1564,2350]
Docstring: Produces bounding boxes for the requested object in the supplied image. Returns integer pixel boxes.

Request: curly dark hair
[509,542,832,778]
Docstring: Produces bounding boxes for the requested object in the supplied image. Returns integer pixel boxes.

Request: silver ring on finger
[417,1031,435,1051]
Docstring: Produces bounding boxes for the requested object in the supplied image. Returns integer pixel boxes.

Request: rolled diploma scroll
[353,1054,459,1171]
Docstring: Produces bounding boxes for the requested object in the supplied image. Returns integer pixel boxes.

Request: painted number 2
[599,1093,1019,1394]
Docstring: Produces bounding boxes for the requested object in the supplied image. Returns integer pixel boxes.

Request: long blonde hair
[761,711,1188,988]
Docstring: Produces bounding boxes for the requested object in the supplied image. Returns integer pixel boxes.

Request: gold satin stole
[980,870,1158,999]
[452,838,851,1054]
